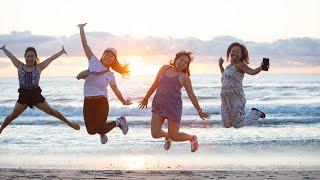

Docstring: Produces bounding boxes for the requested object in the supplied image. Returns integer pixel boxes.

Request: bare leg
[167,120,193,142]
[0,103,28,134]
[35,101,80,130]
[151,113,168,139]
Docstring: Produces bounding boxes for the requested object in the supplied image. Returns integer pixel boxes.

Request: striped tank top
[18,65,40,89]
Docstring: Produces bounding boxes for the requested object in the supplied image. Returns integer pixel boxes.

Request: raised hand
[218,57,224,66]
[0,45,5,50]
[261,61,270,71]
[138,98,148,109]
[77,23,87,28]
[61,46,67,55]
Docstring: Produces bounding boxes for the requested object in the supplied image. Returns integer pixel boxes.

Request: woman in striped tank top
[0,45,80,135]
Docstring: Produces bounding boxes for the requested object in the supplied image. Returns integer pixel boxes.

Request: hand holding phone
[262,58,270,71]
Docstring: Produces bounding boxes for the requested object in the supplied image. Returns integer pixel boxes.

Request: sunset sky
[0,0,319,76]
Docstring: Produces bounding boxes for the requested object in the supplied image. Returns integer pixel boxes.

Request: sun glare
[124,56,160,75]
[127,157,144,169]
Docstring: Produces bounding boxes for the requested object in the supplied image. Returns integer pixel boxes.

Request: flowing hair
[169,51,193,76]
[100,50,130,77]
[24,47,40,65]
[226,42,249,64]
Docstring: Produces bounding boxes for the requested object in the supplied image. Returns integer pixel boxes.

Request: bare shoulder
[180,73,190,85]
[161,64,171,70]
[236,62,247,68]
[235,62,246,73]
[158,64,170,73]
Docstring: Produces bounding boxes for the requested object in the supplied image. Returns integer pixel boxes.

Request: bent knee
[86,129,97,135]
[151,131,161,139]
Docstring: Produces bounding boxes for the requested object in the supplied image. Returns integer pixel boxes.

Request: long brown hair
[24,47,40,65]
[226,42,249,64]
[169,51,193,76]
[100,50,130,77]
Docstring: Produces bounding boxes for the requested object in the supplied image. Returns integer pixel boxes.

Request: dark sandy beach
[1,168,320,179]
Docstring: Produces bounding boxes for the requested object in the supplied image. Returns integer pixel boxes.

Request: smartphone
[262,58,269,71]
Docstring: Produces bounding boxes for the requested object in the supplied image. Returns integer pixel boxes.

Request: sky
[0,0,319,76]
[0,0,319,41]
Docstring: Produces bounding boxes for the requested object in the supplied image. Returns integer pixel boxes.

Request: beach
[1,169,320,179]
[1,73,320,178]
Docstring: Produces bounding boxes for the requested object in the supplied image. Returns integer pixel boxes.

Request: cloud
[0,61,10,69]
[0,31,319,66]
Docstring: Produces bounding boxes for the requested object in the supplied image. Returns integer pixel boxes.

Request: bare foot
[70,123,80,130]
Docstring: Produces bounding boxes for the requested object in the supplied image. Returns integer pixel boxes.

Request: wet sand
[1,168,320,179]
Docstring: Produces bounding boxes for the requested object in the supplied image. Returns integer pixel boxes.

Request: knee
[86,128,97,135]
[151,131,161,139]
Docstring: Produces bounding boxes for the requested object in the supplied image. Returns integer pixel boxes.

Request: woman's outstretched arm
[110,84,132,105]
[0,45,24,69]
[237,62,262,75]
[78,23,93,60]
[182,74,209,120]
[138,65,169,109]
[38,46,67,71]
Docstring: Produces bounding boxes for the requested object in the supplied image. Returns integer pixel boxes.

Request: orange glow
[123,56,160,75]
[0,57,319,77]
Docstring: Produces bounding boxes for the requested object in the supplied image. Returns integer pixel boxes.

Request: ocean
[0,73,319,170]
